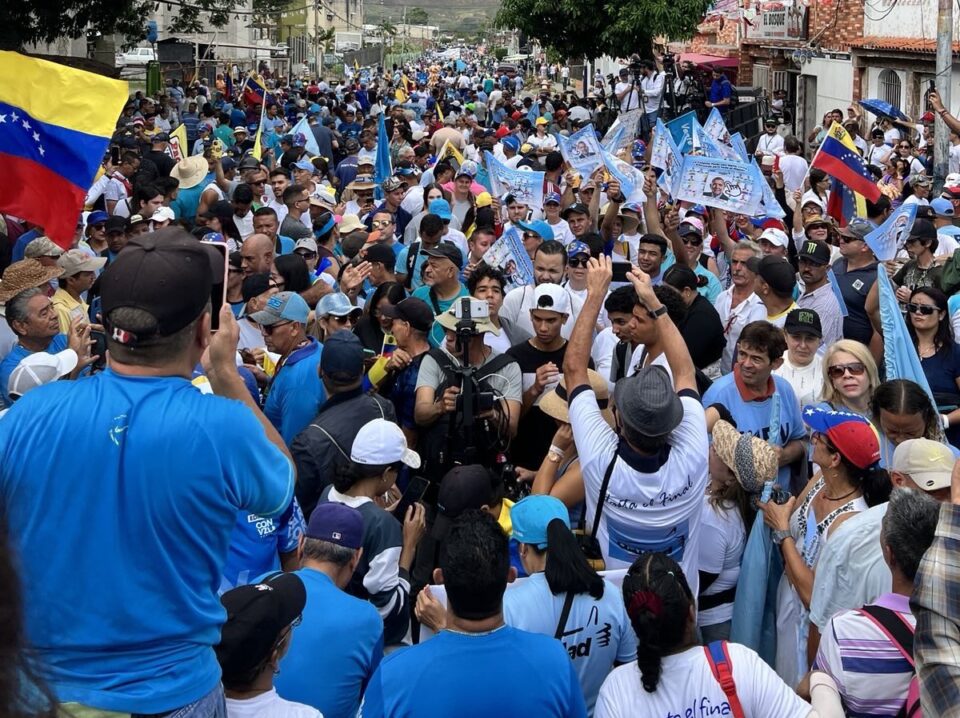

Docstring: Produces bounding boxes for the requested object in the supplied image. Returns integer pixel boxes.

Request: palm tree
[376,20,397,66]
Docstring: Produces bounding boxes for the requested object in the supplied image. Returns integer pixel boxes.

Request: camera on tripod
[452,298,495,414]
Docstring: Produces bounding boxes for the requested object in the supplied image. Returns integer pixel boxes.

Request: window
[879,69,902,109]
[772,70,788,93]
[754,63,771,92]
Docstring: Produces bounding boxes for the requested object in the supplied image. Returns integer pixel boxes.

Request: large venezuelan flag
[0,51,128,248]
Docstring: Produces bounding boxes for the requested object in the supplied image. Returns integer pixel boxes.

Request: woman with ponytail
[759,404,891,687]
[595,553,822,717]
[663,264,725,374]
[504,495,636,716]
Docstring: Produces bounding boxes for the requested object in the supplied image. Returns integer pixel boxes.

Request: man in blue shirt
[362,510,587,717]
[706,67,733,113]
[411,244,469,347]
[0,228,295,715]
[702,319,807,489]
[277,502,385,717]
[252,291,326,444]
[220,497,305,593]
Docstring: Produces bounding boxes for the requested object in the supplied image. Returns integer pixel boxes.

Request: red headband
[627,590,663,620]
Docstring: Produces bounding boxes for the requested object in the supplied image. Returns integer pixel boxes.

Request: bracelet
[943,414,951,429]
[548,445,565,458]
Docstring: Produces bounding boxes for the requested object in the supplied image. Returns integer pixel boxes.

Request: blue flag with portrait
[672,155,765,215]
[865,202,918,261]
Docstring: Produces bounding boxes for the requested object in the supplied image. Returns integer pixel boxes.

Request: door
[798,74,817,150]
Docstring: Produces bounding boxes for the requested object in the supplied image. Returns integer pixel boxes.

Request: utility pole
[934,0,952,192]
[313,0,320,80]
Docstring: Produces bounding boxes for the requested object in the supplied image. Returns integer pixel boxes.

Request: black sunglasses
[827,362,866,379]
[568,257,589,268]
[906,303,938,316]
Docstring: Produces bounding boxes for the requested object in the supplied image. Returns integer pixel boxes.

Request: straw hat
[711,420,778,493]
[540,370,613,426]
[170,155,209,190]
[0,259,64,303]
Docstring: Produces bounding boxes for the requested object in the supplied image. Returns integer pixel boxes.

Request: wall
[862,0,957,38]
[804,56,855,118]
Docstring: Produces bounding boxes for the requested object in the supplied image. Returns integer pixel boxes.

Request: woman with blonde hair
[818,339,879,419]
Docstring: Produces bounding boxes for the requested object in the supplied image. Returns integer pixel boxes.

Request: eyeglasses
[568,257,589,268]
[811,431,837,452]
[296,250,317,259]
[522,232,541,241]
[372,219,393,229]
[898,144,911,150]
[329,314,355,325]
[837,235,862,244]
[91,223,106,230]
[681,237,703,246]
[261,320,292,334]
[827,362,866,379]
[906,302,938,316]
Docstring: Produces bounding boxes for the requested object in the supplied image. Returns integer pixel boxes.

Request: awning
[679,53,739,68]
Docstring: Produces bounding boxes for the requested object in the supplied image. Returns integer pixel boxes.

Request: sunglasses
[827,362,866,379]
[523,232,541,240]
[296,250,317,259]
[568,257,589,268]
[681,237,703,246]
[838,235,862,244]
[91,223,106,230]
[372,220,393,229]
[261,320,292,334]
[329,314,356,325]
[906,302,938,316]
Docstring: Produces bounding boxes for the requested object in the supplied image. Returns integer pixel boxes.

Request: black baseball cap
[241,272,272,303]
[432,465,495,541]
[423,243,464,270]
[784,308,822,338]
[909,219,937,243]
[320,330,364,383]
[363,242,396,266]
[754,255,796,296]
[798,239,831,266]
[381,297,435,333]
[100,228,220,343]
[216,573,306,684]
[562,202,589,219]
[104,216,129,235]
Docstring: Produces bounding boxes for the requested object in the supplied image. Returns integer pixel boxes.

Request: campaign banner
[601,149,646,204]
[651,118,683,196]
[666,111,698,154]
[865,202,917,261]
[753,159,786,219]
[602,109,643,153]
[671,155,765,215]
[482,227,534,290]
[730,133,750,163]
[558,123,603,176]
[694,122,740,161]
[484,151,545,210]
[703,107,731,144]
[601,125,624,154]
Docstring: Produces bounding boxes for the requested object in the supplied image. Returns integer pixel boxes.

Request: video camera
[452,298,495,414]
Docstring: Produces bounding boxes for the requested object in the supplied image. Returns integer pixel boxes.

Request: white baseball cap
[151,206,175,223]
[759,227,789,249]
[7,349,79,401]
[892,438,956,492]
[350,418,421,469]
[532,283,571,315]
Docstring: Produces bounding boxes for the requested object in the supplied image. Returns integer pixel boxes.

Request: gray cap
[613,365,683,438]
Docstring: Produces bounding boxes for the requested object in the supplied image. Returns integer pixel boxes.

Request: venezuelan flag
[812,122,879,224]
[0,51,128,248]
[243,72,267,105]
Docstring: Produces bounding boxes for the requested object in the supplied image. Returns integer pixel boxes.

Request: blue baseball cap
[543,191,562,206]
[428,198,453,221]
[220,156,237,171]
[293,158,315,172]
[931,197,955,217]
[320,330,364,382]
[86,210,109,227]
[501,135,521,152]
[305,502,364,549]
[567,240,590,258]
[510,495,570,549]
[802,405,880,470]
[517,219,555,241]
[249,291,309,326]
[317,292,361,318]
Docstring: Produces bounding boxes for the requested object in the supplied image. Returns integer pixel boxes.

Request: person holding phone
[51,250,107,334]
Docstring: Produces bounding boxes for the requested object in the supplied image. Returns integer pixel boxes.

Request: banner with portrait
[484,151,545,210]
[558,123,603,176]
[671,155,765,215]
[481,227,534,289]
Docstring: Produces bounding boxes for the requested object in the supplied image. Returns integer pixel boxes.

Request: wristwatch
[649,304,668,319]
[772,529,791,545]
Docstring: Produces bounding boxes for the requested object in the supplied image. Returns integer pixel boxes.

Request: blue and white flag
[601,125,625,154]
[694,122,740,161]
[558,123,603,176]
[601,149,646,204]
[666,111,698,154]
[877,266,937,409]
[374,112,392,200]
[753,159,786,219]
[826,268,849,318]
[484,150,545,210]
[482,227,534,289]
[703,107,732,144]
[865,202,918,261]
[602,109,643,153]
[672,155,765,215]
[651,118,682,195]
[526,101,540,126]
[290,116,320,157]
[730,133,750,163]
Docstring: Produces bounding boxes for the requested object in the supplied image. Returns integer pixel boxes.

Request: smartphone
[89,329,107,371]
[205,241,229,332]
[110,146,120,165]
[612,261,631,283]
[393,475,430,520]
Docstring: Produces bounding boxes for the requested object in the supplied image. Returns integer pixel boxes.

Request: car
[116,47,156,66]
[497,63,518,78]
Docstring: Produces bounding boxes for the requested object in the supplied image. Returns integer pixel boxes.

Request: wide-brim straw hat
[540,369,613,427]
[711,419,779,493]
[0,259,64,303]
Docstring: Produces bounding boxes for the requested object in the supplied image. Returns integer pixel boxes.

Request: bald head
[241,233,274,276]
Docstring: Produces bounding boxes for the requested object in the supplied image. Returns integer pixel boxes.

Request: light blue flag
[601,109,643,153]
[290,116,320,157]
[865,202,918,261]
[672,154,765,215]
[695,122,740,161]
[558,123,603,176]
[601,149,646,203]
[826,268,849,318]
[703,107,731,144]
[651,118,683,196]
[730,133,750,163]
[526,101,540,126]
[666,111,698,154]
[374,112,392,201]
[752,159,786,219]
[601,125,625,154]
[877,266,938,409]
[484,150,545,209]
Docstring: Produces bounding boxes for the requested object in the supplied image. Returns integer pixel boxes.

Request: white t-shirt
[500,284,585,340]
[225,689,322,718]
[697,500,746,627]
[569,388,708,595]
[640,73,665,113]
[547,219,574,246]
[884,127,902,145]
[756,132,785,157]
[235,211,255,240]
[615,82,640,114]
[773,353,824,408]
[592,327,620,391]
[779,154,808,193]
[595,644,812,718]
[950,143,960,174]
[714,289,766,375]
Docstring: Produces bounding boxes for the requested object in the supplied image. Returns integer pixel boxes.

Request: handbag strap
[589,455,617,540]
[704,641,746,718]
[554,592,575,640]
[857,604,916,667]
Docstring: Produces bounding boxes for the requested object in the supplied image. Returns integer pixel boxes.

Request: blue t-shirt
[220,498,305,593]
[0,370,294,713]
[276,568,385,717]
[0,334,68,405]
[11,228,41,262]
[504,574,637,716]
[702,373,806,487]
[412,283,469,347]
[264,338,326,444]
[361,626,587,718]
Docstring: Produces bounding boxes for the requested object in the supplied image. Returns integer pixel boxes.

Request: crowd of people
[3,50,960,718]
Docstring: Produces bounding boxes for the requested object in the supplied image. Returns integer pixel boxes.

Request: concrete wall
[804,56,855,118]
[862,0,957,38]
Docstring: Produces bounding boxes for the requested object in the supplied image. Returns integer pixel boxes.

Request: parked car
[116,47,156,66]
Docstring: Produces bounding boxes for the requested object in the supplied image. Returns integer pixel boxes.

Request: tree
[495,0,712,61]
[0,0,285,52]
[406,7,429,25]
[375,20,397,66]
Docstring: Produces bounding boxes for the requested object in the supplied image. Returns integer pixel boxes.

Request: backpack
[858,605,923,718]
[704,641,746,718]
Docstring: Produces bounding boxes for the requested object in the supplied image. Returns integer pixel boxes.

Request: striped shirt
[814,592,915,717]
